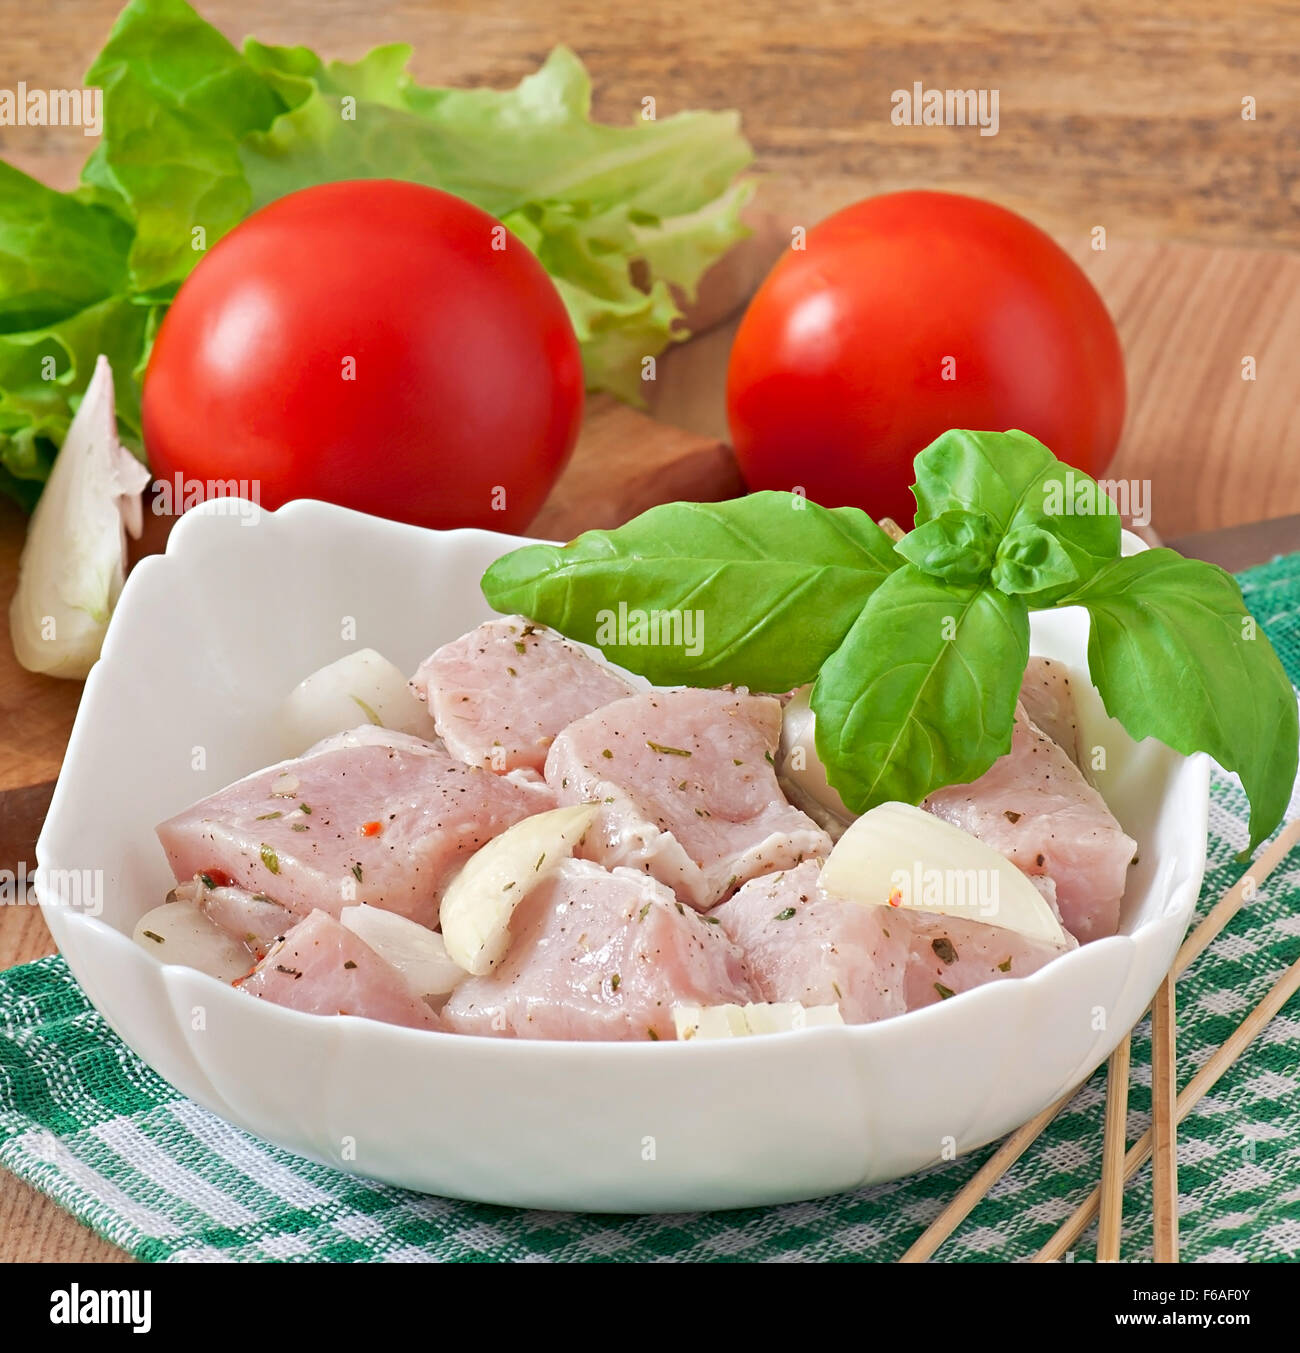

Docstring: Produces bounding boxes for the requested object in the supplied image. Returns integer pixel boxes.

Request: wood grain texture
[0,501,82,795]
[1150,977,1180,1262]
[1,0,1299,538]
[3,0,1298,248]
[533,395,742,539]
[1085,240,1300,540]
[1097,1036,1132,1262]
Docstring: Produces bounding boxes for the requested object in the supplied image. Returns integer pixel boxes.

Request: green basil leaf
[481,492,900,690]
[991,521,1078,596]
[1069,549,1297,853]
[810,563,1029,811]
[911,429,1120,606]
[893,508,997,584]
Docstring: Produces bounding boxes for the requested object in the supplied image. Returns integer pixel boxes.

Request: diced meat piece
[712,862,908,1022]
[923,710,1137,942]
[411,617,636,774]
[169,877,292,955]
[441,859,753,1040]
[896,909,1075,1009]
[545,688,832,909]
[156,736,543,929]
[1019,657,1081,765]
[237,910,439,1030]
[713,860,1073,1023]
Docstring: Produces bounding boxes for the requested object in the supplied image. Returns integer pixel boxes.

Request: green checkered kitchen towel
[3,554,1300,1263]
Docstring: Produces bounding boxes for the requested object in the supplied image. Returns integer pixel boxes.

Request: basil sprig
[481,430,1298,852]
[911,428,1121,606]
[481,492,899,690]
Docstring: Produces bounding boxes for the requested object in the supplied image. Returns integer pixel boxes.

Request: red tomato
[726,191,1125,526]
[143,180,583,532]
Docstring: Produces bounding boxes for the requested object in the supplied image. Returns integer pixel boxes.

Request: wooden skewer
[1150,977,1179,1261]
[1138,819,1300,1264]
[1096,1035,1131,1261]
[1170,819,1300,979]
[1034,952,1300,1263]
[898,819,1299,1263]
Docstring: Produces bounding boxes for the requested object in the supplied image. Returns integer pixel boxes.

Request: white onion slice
[439,805,597,975]
[282,648,435,754]
[133,898,252,982]
[819,801,1068,947]
[9,355,149,678]
[339,904,465,997]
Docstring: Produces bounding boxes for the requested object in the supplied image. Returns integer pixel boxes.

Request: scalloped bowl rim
[34,497,1211,1211]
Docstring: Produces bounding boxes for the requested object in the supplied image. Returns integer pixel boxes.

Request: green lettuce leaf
[0,165,148,505]
[0,163,133,331]
[83,0,287,295]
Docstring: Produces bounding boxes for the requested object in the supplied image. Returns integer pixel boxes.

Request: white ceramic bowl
[37,501,1210,1212]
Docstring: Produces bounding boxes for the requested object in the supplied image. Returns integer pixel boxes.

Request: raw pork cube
[545,688,832,909]
[157,734,544,929]
[712,862,908,1022]
[713,860,1072,1022]
[896,908,1075,1009]
[923,709,1137,942]
[237,909,438,1030]
[1019,657,1081,766]
[410,617,635,773]
[441,858,753,1040]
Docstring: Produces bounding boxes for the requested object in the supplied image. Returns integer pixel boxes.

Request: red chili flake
[887,887,902,907]
[360,820,382,838]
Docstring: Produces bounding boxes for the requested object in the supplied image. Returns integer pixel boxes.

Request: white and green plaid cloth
[2,554,1299,1262]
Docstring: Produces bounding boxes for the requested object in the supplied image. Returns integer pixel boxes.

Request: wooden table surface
[3,0,1300,1263]
[7,0,1300,250]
